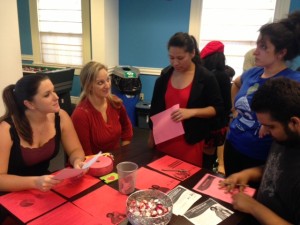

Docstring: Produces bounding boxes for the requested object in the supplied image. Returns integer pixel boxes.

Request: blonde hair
[79,61,122,108]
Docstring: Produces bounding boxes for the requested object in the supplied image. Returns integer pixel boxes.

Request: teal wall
[119,0,190,68]
[119,0,191,102]
[289,1,300,70]
[17,0,300,101]
[17,0,32,55]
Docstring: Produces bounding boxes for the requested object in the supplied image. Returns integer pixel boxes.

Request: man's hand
[232,192,257,213]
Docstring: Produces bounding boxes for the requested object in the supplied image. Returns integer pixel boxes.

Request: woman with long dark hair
[0,74,85,192]
[149,32,224,166]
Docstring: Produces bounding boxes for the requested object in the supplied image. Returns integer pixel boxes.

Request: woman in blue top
[224,11,300,177]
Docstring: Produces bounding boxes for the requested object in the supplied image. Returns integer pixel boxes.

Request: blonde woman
[72,61,133,155]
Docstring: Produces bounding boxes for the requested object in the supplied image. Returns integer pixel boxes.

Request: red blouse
[156,78,204,166]
[71,98,133,155]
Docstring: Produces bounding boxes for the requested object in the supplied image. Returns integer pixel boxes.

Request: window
[189,0,291,77]
[37,0,82,65]
[29,0,91,67]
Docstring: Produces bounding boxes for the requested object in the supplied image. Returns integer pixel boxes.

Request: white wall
[0,0,22,115]
[90,0,119,68]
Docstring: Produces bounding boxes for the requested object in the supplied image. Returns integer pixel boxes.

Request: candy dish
[126,189,173,225]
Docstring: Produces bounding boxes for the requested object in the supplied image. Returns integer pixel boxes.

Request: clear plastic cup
[116,161,138,195]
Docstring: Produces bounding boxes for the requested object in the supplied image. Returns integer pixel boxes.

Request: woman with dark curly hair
[224,11,300,178]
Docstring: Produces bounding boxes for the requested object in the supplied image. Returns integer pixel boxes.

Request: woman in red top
[149,32,224,166]
[72,61,133,155]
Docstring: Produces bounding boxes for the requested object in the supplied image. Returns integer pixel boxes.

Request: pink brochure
[193,174,256,204]
[52,174,100,198]
[147,155,201,181]
[0,189,66,223]
[150,104,185,144]
[28,203,100,225]
[53,168,84,180]
[73,185,128,225]
[135,167,180,193]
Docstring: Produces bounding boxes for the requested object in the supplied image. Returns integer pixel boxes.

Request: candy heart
[107,176,115,181]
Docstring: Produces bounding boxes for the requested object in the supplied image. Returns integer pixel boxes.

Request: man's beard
[275,126,300,147]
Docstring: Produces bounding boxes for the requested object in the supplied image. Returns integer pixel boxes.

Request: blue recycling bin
[111,66,142,126]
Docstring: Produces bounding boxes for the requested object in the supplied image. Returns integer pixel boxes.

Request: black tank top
[5,113,61,176]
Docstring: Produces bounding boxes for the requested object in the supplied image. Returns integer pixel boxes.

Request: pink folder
[150,104,185,144]
[193,174,256,204]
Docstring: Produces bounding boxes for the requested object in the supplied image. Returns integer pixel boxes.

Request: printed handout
[184,198,234,225]
[167,185,202,215]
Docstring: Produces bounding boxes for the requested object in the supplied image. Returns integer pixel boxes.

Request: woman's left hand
[73,158,85,169]
[171,108,192,122]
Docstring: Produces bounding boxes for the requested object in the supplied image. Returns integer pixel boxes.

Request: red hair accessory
[200,41,224,59]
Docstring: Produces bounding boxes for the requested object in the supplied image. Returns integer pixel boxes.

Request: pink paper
[135,167,180,193]
[0,189,66,223]
[73,185,128,225]
[147,155,201,181]
[28,203,101,225]
[150,104,185,144]
[53,168,84,180]
[193,174,256,204]
[52,174,100,198]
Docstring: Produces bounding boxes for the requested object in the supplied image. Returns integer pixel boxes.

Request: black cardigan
[149,63,224,144]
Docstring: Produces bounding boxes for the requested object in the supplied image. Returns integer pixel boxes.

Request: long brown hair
[0,74,49,145]
[79,61,122,108]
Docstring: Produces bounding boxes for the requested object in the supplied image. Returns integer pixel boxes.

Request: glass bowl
[126,189,173,225]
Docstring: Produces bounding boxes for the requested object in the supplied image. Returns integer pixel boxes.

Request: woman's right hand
[35,175,61,192]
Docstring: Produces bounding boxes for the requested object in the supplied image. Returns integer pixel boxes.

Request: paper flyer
[184,198,234,225]
[167,185,202,215]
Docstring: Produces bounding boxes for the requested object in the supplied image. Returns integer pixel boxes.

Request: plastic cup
[116,161,138,195]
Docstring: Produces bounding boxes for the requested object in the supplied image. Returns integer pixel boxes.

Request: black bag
[111,66,142,96]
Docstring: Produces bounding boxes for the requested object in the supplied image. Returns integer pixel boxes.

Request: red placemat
[52,174,100,198]
[135,167,180,193]
[28,202,100,225]
[147,155,201,181]
[73,185,128,225]
[0,189,66,223]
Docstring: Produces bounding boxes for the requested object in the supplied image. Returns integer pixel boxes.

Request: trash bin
[135,101,151,129]
[111,66,142,126]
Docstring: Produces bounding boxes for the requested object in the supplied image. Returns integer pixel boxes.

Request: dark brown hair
[168,32,202,65]
[259,10,300,61]
[1,74,49,144]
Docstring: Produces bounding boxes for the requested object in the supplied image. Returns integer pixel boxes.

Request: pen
[162,169,188,172]
[223,182,249,187]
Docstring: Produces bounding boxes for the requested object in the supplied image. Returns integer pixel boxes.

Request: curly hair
[251,77,300,124]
